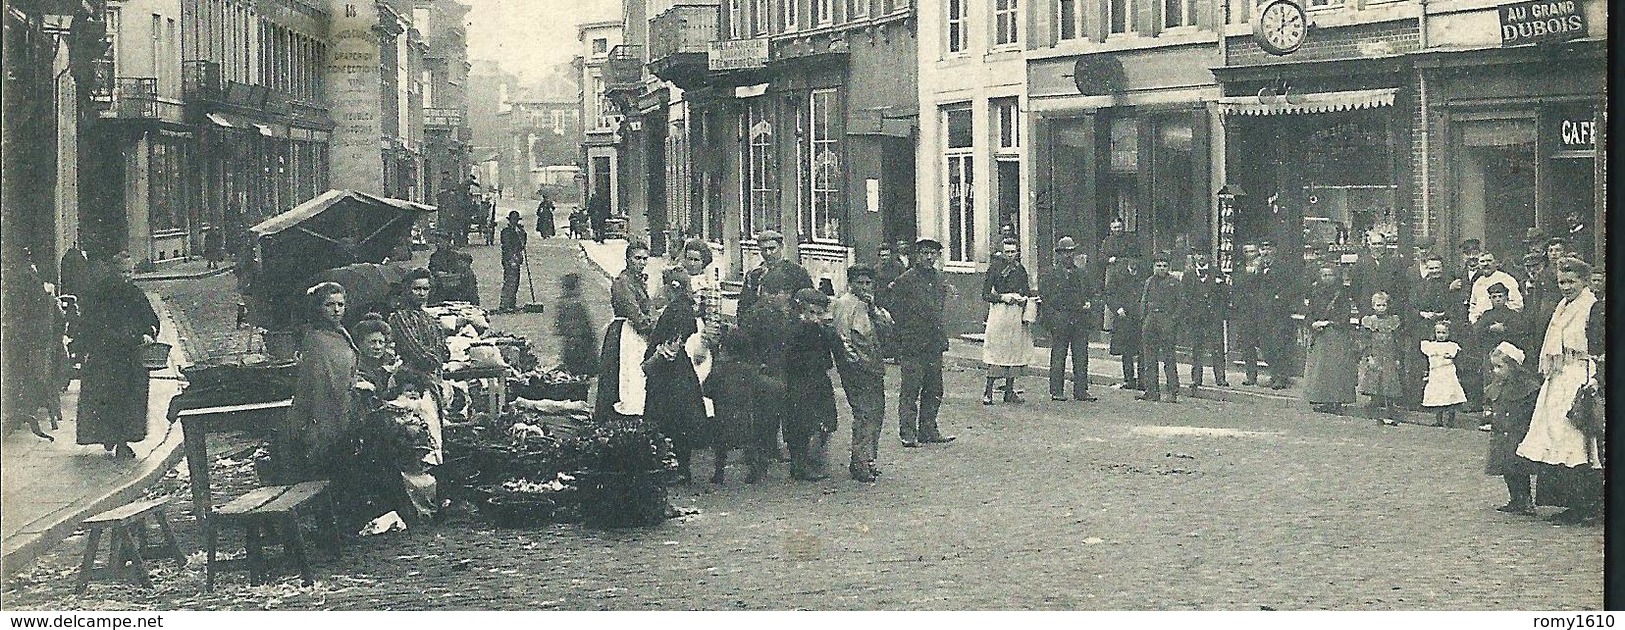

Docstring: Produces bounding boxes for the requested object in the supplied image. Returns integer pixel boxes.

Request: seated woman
[353,368,441,527]
[352,313,398,396]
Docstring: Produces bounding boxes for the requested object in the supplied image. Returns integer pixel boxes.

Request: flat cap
[913,238,942,252]
[756,230,785,244]
[1054,236,1078,251]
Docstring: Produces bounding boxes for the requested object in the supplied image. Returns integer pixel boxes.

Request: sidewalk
[132,258,236,283]
[576,238,1460,426]
[0,293,192,578]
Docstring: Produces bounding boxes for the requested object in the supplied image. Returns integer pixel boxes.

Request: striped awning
[1216,88,1397,116]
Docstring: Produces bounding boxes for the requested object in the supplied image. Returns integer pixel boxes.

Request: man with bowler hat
[1037,236,1099,402]
[499,211,527,312]
[888,239,956,447]
[1182,249,1230,390]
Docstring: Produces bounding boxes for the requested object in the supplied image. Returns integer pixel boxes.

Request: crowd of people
[961,225,1605,526]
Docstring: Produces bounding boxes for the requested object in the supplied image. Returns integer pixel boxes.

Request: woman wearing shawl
[278,282,360,483]
[75,252,160,458]
[1516,257,1603,525]
[1302,265,1358,414]
[641,268,706,483]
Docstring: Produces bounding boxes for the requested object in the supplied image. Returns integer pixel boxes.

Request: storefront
[1421,41,1606,262]
[1027,44,1218,269]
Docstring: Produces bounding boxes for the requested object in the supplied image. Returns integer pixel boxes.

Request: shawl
[1538,287,1596,375]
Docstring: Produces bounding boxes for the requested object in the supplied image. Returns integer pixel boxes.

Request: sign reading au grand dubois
[1498,0,1587,47]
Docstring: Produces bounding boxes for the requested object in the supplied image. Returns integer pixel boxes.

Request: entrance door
[591,156,612,201]
[1453,117,1536,258]
[882,135,916,245]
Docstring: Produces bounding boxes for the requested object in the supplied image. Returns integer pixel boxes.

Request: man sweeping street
[499,211,528,313]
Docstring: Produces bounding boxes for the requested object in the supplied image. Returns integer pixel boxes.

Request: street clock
[1253,0,1308,56]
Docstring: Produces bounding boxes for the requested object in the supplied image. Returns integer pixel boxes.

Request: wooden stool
[75,497,185,594]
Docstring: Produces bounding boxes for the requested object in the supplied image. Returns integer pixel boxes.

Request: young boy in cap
[832,264,893,481]
[1138,251,1183,402]
[784,287,840,480]
[1483,342,1539,515]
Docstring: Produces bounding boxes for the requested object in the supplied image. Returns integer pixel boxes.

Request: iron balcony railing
[104,77,184,122]
[603,44,646,90]
[649,4,719,62]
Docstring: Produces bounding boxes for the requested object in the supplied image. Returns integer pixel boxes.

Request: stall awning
[205,113,234,128]
[1216,88,1397,116]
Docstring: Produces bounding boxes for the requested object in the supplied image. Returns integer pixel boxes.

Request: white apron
[612,318,649,417]
[982,301,1034,367]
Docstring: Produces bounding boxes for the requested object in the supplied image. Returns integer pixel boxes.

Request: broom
[520,249,546,313]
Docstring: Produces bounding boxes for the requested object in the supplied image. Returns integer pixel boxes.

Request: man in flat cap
[888,239,956,446]
[1037,236,1100,402]
[832,264,893,481]
[1137,251,1184,402]
[741,230,814,314]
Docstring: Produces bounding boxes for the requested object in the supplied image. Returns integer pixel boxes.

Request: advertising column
[324,1,383,192]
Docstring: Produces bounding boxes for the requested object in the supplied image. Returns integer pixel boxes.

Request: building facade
[501,92,583,200]
[417,0,472,206]
[577,20,627,231]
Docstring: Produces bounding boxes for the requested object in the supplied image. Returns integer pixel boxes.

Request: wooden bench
[75,497,184,594]
[169,395,341,591]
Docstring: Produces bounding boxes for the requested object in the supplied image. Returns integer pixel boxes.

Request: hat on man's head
[846,264,876,282]
[757,230,785,244]
[1486,282,1510,295]
[1523,227,1547,243]
[507,210,522,222]
[1151,250,1172,263]
[1460,238,1482,253]
[793,287,831,308]
[1259,240,1275,248]
[913,238,942,253]
[1054,236,1078,252]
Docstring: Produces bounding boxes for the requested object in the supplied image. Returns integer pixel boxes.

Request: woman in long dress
[679,238,720,383]
[981,238,1035,405]
[277,282,360,483]
[76,252,160,458]
[641,269,706,483]
[594,240,656,421]
[1302,265,1358,414]
[1516,257,1603,525]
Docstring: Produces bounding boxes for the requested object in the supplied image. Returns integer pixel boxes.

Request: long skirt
[76,343,151,445]
[982,302,1033,374]
[1517,356,1600,469]
[1302,328,1358,404]
[593,318,648,421]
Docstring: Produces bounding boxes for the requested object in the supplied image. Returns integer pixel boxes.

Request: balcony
[603,44,646,92]
[102,78,184,124]
[425,107,466,129]
[649,4,719,88]
[182,60,221,101]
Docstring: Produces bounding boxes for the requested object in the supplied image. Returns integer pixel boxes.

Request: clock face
[1254,0,1307,56]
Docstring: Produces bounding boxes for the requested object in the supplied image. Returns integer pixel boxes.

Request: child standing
[1483,342,1540,515]
[703,330,768,484]
[784,288,841,481]
[1421,321,1468,427]
[1358,291,1405,425]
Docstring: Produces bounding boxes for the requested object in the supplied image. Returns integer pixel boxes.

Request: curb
[0,298,192,579]
[134,263,237,283]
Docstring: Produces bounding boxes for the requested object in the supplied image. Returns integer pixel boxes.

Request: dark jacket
[610,269,654,335]
[983,260,1031,303]
[889,265,951,354]
[1304,282,1355,330]
[1180,265,1228,325]
[500,224,526,266]
[1350,256,1406,315]
[739,294,793,375]
[1037,262,1097,330]
[741,258,815,313]
[1473,304,1526,355]
[1139,274,1184,319]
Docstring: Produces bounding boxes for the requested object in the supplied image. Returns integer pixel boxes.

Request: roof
[249,189,436,237]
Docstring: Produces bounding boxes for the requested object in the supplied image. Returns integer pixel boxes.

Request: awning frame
[1216,88,1398,117]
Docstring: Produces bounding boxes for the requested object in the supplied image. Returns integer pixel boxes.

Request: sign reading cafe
[1498,0,1587,47]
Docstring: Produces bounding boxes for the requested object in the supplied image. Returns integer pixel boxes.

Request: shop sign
[1498,0,1587,47]
[709,38,768,71]
[1548,106,1598,150]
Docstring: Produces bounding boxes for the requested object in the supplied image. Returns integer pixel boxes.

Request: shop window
[995,0,1020,47]
[806,89,841,242]
[1058,0,1081,40]
[944,107,975,263]
[995,98,1020,151]
[1164,0,1196,27]
[947,0,968,53]
[1109,0,1133,34]
[1107,118,1139,232]
[742,100,778,237]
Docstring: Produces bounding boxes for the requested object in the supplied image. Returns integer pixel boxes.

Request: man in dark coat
[587,193,610,243]
[1182,250,1230,390]
[499,211,528,312]
[1104,254,1145,389]
[888,239,955,447]
[1256,242,1297,389]
[75,253,160,457]
[738,285,794,479]
[1474,282,1527,357]
[1037,236,1099,402]
[1349,232,1405,316]
[740,230,814,314]
[1137,252,1183,402]
[1229,243,1268,386]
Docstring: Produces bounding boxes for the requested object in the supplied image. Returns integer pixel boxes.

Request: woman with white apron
[981,238,1036,405]
[1516,257,1604,525]
[594,241,657,420]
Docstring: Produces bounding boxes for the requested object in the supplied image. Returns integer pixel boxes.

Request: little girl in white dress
[1420,321,1468,427]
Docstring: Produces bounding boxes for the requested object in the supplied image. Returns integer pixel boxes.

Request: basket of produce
[479,476,572,528]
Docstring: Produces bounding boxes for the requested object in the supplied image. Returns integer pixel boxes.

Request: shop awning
[205,113,234,128]
[1216,88,1397,116]
[734,83,769,98]
[253,123,275,137]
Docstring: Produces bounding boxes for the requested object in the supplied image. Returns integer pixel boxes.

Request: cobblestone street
[2,218,1602,610]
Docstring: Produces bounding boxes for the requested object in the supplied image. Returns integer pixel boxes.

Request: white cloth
[686,319,714,418]
[1420,340,1467,407]
[1517,288,1601,468]
[611,318,649,417]
[982,300,1034,367]
[1468,270,1523,323]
